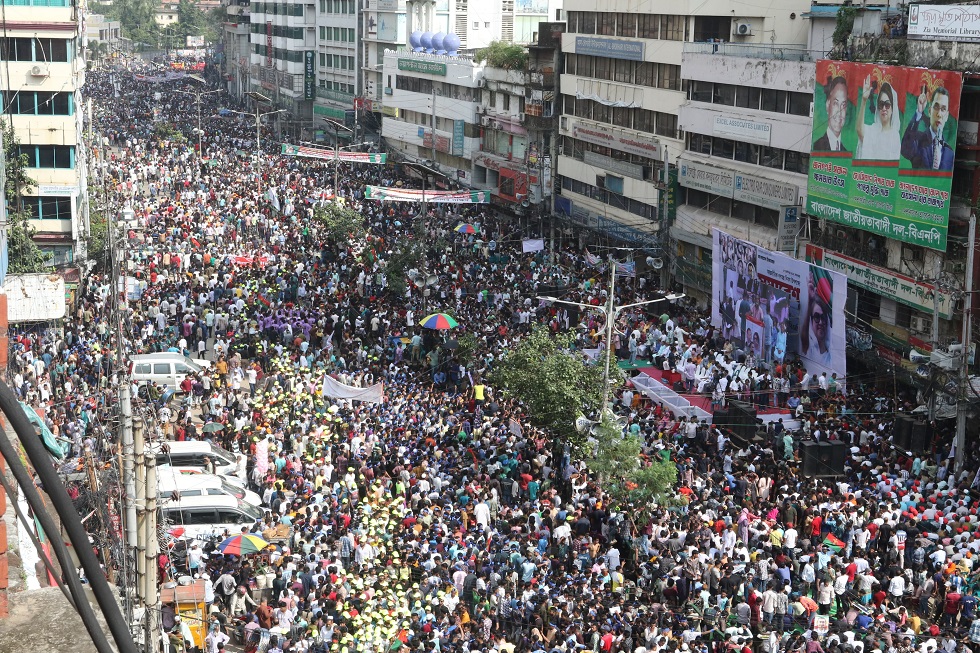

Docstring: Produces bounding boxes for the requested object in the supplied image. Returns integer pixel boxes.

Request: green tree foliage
[313,201,367,243]
[3,124,50,274]
[833,6,857,47]
[490,326,617,453]
[474,41,528,70]
[107,0,159,45]
[585,417,678,511]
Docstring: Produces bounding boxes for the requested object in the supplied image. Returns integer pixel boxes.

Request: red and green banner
[807,60,963,251]
[364,186,491,204]
[280,143,387,163]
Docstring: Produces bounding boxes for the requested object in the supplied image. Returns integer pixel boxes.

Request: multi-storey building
[673,42,816,302]
[555,0,807,252]
[3,0,88,265]
[248,0,318,119]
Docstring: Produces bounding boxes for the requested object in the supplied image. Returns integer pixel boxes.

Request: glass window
[635,62,654,87]
[663,15,684,40]
[637,14,659,39]
[785,151,809,175]
[153,363,171,375]
[787,91,811,117]
[690,81,712,103]
[760,147,783,169]
[655,112,677,138]
[614,59,632,83]
[713,83,736,106]
[712,137,734,160]
[689,133,711,155]
[594,57,612,81]
[761,89,786,113]
[736,87,760,109]
[599,13,615,35]
[618,13,636,37]
[735,142,759,164]
[731,201,756,223]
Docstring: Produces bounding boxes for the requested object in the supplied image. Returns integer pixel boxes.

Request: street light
[225,93,285,191]
[319,117,354,195]
[174,78,220,159]
[539,262,684,417]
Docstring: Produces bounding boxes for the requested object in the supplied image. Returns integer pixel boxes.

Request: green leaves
[3,124,50,274]
[313,201,367,242]
[585,417,679,511]
[490,326,610,453]
[473,41,529,71]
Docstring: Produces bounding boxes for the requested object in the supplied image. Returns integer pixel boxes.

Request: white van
[150,441,243,478]
[130,353,211,392]
[159,495,264,540]
[157,469,263,508]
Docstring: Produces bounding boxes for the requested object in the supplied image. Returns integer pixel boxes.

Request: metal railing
[683,42,827,62]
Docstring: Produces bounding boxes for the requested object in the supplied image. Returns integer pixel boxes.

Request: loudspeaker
[801,441,821,476]
[801,440,846,477]
[712,408,731,429]
[910,420,930,453]
[893,416,913,450]
[826,440,847,476]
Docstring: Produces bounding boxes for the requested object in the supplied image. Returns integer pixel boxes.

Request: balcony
[682,42,826,62]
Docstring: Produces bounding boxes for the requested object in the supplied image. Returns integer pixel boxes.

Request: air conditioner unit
[733,20,753,36]
[518,111,526,121]
[476,79,486,88]
[30,64,49,77]
[910,316,930,334]
[945,260,967,274]
[476,106,486,115]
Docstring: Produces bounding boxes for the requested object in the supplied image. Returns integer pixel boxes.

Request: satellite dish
[650,258,664,270]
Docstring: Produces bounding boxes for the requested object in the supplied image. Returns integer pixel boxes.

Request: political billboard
[807,60,963,251]
[711,230,847,377]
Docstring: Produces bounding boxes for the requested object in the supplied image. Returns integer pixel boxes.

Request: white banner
[678,159,734,197]
[522,238,544,253]
[322,375,385,404]
[713,115,772,145]
[711,229,847,378]
[908,4,980,41]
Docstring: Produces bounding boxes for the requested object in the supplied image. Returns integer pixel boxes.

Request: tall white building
[3,0,88,265]
[362,0,561,114]
[554,0,808,251]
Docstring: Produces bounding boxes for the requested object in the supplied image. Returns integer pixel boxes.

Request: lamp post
[540,263,684,416]
[226,92,285,191]
[319,117,354,196]
[174,81,220,159]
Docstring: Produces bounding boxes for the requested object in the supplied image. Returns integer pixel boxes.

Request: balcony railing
[683,42,826,62]
[811,230,888,269]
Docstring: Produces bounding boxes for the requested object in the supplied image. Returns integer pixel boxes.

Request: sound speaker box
[801,441,821,476]
[801,440,846,477]
[910,420,930,453]
[893,416,913,450]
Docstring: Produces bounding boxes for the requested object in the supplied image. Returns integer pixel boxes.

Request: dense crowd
[13,56,980,653]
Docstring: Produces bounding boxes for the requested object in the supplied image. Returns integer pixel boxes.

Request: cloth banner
[364,186,491,204]
[133,72,188,83]
[322,375,384,404]
[522,239,545,253]
[281,144,387,163]
[255,438,269,477]
[267,185,280,212]
[584,250,603,268]
[615,261,636,277]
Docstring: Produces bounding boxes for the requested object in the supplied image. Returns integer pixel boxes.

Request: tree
[3,123,50,274]
[490,326,618,454]
[313,201,366,243]
[585,417,678,511]
[474,41,528,70]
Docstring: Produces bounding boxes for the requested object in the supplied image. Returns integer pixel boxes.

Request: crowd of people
[14,55,980,653]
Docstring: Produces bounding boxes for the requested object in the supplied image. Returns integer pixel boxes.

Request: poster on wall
[711,229,848,377]
[807,60,963,251]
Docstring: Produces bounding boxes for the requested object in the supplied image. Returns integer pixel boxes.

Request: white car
[157,469,263,508]
[159,495,264,540]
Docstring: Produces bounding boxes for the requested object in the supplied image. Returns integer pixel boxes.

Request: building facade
[248,0,318,119]
[4,0,88,265]
[554,0,808,251]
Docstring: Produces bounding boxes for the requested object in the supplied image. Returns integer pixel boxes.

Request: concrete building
[361,0,561,117]
[313,0,359,125]
[554,0,809,251]
[221,0,252,98]
[673,42,817,301]
[3,0,88,265]
[248,0,318,119]
[380,50,483,185]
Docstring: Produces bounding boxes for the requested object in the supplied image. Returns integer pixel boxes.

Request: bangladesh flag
[823,534,845,552]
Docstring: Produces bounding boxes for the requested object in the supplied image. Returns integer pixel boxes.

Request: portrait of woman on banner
[801,267,834,367]
[856,70,902,161]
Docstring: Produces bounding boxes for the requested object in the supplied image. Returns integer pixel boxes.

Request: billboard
[908,4,980,42]
[711,230,847,377]
[807,60,963,251]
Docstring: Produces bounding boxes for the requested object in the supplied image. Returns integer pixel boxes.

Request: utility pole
[134,406,146,619]
[955,212,976,473]
[175,86,220,159]
[929,255,943,421]
[143,414,160,653]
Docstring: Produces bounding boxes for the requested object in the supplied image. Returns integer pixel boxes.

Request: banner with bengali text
[363,186,491,204]
[280,144,387,163]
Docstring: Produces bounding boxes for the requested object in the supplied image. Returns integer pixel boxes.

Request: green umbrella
[202,422,225,434]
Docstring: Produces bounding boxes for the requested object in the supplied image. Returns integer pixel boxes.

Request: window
[135,364,151,374]
[713,83,735,106]
[663,15,684,40]
[655,112,677,138]
[618,13,636,37]
[635,62,654,87]
[711,137,734,160]
[785,151,809,175]
[690,81,712,103]
[599,13,615,35]
[736,87,760,109]
[760,146,782,169]
[787,91,811,117]
[320,53,326,66]
[689,133,711,155]
[761,89,786,113]
[153,363,171,375]
[594,57,612,81]
[320,26,326,39]
[614,59,632,83]
[18,145,73,168]
[735,141,759,164]
[638,14,659,38]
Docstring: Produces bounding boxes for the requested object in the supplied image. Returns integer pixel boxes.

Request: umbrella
[420,313,459,330]
[444,338,459,350]
[202,422,225,434]
[217,533,270,556]
[454,223,479,234]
